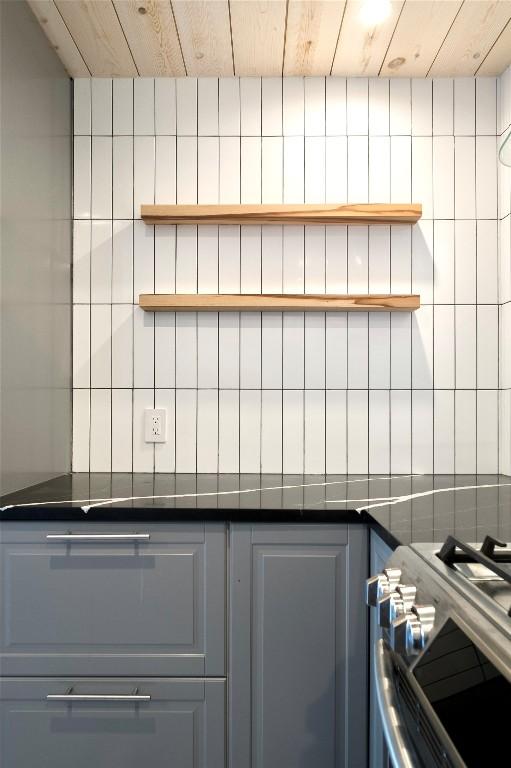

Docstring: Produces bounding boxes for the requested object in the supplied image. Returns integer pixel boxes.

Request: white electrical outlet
[144,409,167,443]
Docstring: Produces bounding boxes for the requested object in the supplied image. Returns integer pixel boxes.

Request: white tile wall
[499,66,511,474]
[73,76,501,474]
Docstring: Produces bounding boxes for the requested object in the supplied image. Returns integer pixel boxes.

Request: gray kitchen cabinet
[369,530,393,768]
[0,522,225,676]
[0,677,225,768]
[229,523,368,768]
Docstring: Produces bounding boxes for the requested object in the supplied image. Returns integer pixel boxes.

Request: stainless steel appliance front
[368,542,511,768]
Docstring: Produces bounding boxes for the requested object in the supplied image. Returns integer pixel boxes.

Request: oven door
[374,639,466,768]
[375,639,467,768]
[375,614,511,768]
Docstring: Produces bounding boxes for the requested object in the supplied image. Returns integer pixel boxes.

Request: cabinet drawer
[0,522,225,676]
[0,677,225,768]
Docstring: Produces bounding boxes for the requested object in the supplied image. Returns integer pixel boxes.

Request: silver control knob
[384,567,402,587]
[397,584,417,610]
[406,615,423,656]
[365,575,386,607]
[365,568,401,607]
[389,604,436,656]
[411,604,436,648]
[389,614,409,655]
[378,591,403,628]
[389,613,421,656]
[377,583,416,628]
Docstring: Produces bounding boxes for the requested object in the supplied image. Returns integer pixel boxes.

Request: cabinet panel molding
[229,523,368,768]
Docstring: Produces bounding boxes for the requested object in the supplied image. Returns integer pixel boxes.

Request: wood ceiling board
[332,0,404,77]
[54,0,137,76]
[171,0,233,75]
[283,0,347,76]
[141,203,422,224]
[230,0,286,76]
[381,0,463,77]
[31,0,511,81]
[27,1,90,76]
[112,0,185,76]
[430,1,511,77]
[139,293,421,311]
[477,17,511,74]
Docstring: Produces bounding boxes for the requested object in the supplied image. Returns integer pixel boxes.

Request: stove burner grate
[437,535,511,617]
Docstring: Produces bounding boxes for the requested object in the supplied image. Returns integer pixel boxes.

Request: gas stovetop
[412,535,511,630]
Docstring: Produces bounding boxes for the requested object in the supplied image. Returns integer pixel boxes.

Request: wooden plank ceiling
[28,0,511,78]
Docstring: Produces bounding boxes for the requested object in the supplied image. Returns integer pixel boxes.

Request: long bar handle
[47,687,151,702]
[46,534,151,542]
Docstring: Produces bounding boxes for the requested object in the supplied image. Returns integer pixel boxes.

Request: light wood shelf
[139,294,420,312]
[141,203,422,226]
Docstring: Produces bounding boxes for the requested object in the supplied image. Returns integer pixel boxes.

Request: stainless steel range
[366,535,511,768]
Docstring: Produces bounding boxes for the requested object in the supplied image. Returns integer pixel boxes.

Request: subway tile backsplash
[73,75,505,474]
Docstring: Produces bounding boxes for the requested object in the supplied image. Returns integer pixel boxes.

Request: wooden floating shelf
[139,294,420,312]
[141,203,422,226]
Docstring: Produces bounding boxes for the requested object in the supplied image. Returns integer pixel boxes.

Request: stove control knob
[366,575,386,607]
[365,568,401,607]
[390,605,436,657]
[378,591,405,628]
[389,614,409,655]
[390,613,421,656]
[397,584,417,608]
[383,567,402,588]
[405,616,423,656]
[411,604,436,649]
[377,583,416,628]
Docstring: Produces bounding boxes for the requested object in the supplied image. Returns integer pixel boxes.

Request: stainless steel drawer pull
[47,687,151,702]
[46,533,151,541]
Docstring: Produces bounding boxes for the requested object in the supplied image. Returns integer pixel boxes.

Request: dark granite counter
[1,473,511,549]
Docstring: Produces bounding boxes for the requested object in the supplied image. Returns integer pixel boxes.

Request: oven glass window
[413,619,510,766]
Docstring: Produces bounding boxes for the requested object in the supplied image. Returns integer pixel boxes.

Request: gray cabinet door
[0,677,225,768]
[229,524,368,768]
[369,531,393,768]
[0,522,225,676]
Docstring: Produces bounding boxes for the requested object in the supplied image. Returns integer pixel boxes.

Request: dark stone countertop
[1,473,511,549]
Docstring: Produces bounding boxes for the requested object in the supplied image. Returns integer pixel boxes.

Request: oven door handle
[374,639,419,768]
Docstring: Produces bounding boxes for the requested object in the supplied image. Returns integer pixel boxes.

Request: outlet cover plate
[144,408,167,443]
